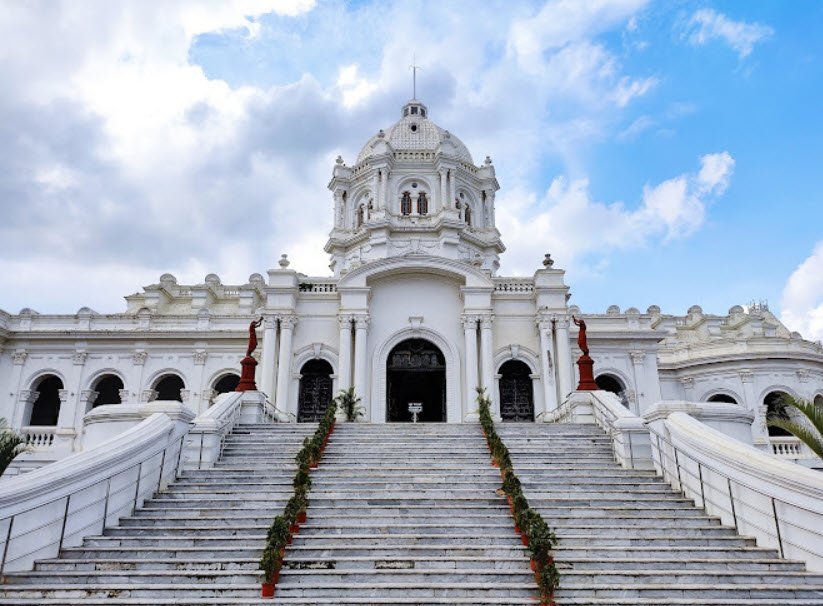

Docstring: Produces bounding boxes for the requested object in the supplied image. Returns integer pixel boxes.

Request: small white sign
[408,402,423,423]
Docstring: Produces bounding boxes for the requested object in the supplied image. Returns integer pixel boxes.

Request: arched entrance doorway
[29,375,63,426]
[498,360,534,422]
[297,360,334,422]
[387,338,446,422]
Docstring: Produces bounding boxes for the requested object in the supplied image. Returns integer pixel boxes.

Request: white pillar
[449,169,456,208]
[479,314,495,398]
[333,190,343,228]
[260,315,278,400]
[439,169,447,210]
[352,314,369,417]
[463,315,479,418]
[337,314,353,392]
[629,351,646,415]
[275,315,297,415]
[554,316,573,402]
[538,320,558,414]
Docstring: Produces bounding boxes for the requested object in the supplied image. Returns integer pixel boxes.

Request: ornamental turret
[325,99,503,275]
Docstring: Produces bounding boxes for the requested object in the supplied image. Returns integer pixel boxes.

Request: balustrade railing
[0,414,188,576]
[20,427,56,450]
[770,437,815,460]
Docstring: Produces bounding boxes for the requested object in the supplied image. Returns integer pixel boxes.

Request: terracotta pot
[530,559,537,572]
[309,462,318,469]
[261,582,275,598]
[289,524,298,535]
[286,534,293,545]
[521,534,529,547]
[297,512,307,524]
[534,570,541,585]
[514,524,521,535]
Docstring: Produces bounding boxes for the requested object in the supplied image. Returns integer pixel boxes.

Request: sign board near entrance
[408,402,423,423]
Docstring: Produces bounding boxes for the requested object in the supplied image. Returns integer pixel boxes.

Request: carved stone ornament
[72,351,88,365]
[279,314,299,330]
[193,350,208,365]
[132,350,148,366]
[629,351,646,365]
[738,369,754,383]
[80,389,99,405]
[12,351,27,365]
[679,376,694,389]
[796,369,810,383]
[141,389,158,403]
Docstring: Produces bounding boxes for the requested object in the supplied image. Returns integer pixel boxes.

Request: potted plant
[334,387,364,422]
[259,546,282,597]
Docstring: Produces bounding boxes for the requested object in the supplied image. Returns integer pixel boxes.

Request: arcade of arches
[387,338,446,423]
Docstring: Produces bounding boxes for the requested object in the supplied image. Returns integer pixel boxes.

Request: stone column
[333,190,343,228]
[439,169,447,210]
[380,170,389,211]
[537,320,558,415]
[530,374,545,419]
[275,315,297,416]
[479,314,495,410]
[554,316,573,401]
[629,351,646,415]
[192,350,208,414]
[10,352,30,428]
[338,315,353,392]
[131,350,148,403]
[352,314,370,417]
[53,389,75,454]
[463,314,479,418]
[449,169,456,208]
[260,315,278,400]
[486,189,496,227]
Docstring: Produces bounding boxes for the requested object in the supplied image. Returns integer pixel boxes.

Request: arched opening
[707,393,737,404]
[387,338,446,422]
[815,395,823,409]
[595,373,630,408]
[154,375,185,402]
[93,374,124,407]
[297,360,334,423]
[400,191,412,215]
[498,360,534,422]
[765,391,792,436]
[213,373,240,395]
[417,192,428,215]
[29,375,63,426]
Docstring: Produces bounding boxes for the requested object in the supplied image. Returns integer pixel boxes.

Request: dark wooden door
[297,360,333,422]
[499,360,534,422]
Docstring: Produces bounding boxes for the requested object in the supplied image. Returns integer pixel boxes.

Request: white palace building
[1,97,822,473]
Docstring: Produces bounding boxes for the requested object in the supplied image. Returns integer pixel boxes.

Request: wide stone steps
[496,423,823,604]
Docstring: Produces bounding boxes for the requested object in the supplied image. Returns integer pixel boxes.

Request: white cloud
[686,8,773,58]
[498,152,735,274]
[0,0,663,313]
[781,242,823,341]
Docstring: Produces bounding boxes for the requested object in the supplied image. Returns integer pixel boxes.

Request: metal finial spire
[409,54,421,99]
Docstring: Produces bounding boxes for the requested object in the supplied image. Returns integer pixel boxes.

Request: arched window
[464,204,472,227]
[297,360,334,422]
[400,191,412,215]
[154,375,185,402]
[417,192,428,215]
[765,391,792,436]
[707,393,737,404]
[498,360,534,422]
[29,375,63,426]
[814,394,823,409]
[213,373,240,395]
[595,374,630,408]
[93,374,124,407]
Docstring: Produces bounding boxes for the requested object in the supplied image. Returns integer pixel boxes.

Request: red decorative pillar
[236,356,259,392]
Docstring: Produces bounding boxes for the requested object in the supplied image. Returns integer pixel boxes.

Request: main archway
[387,338,446,422]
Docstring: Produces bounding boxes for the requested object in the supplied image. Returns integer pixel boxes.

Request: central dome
[356,100,474,165]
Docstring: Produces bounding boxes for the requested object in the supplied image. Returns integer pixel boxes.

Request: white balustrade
[20,427,56,450]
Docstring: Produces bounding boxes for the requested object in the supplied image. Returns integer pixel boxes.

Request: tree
[0,418,26,477]
[767,395,823,460]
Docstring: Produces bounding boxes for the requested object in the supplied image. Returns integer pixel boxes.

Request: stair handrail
[646,412,823,572]
[183,391,245,470]
[0,412,192,576]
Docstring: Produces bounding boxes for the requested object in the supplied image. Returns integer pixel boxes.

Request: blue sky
[1,0,821,340]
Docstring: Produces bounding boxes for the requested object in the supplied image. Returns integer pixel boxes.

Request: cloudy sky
[1,1,821,340]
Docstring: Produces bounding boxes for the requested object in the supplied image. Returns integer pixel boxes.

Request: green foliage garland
[259,400,338,585]
[476,387,560,602]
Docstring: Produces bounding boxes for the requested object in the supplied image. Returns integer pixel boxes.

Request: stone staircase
[0,423,318,605]
[497,423,823,605]
[274,423,534,604]
[1,421,823,605]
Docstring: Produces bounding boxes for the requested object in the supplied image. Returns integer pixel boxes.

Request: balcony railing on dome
[298,281,338,293]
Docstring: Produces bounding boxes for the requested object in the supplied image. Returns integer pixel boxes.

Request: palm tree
[767,395,823,460]
[0,418,26,477]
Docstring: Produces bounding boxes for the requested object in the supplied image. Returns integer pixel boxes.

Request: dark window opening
[401,191,412,215]
[417,192,428,215]
[765,391,792,436]
[214,374,240,394]
[707,393,737,404]
[29,375,63,426]
[595,374,630,408]
[155,375,185,402]
[93,375,124,406]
